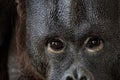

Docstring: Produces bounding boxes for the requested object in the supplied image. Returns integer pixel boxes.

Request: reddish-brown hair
[14,0,45,80]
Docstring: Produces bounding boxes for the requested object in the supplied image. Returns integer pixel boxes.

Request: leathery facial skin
[8,0,120,80]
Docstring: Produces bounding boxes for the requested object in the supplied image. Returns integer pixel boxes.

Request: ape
[8,0,120,80]
[0,0,16,80]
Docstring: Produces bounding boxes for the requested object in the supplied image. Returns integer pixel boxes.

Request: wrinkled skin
[8,0,120,80]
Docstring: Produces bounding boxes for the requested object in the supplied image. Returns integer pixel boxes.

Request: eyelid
[47,44,65,54]
[85,40,104,53]
[47,38,66,54]
[84,36,104,53]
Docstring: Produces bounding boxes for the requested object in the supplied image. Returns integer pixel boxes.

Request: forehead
[26,0,119,38]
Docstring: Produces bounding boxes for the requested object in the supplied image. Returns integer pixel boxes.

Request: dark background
[0,0,16,80]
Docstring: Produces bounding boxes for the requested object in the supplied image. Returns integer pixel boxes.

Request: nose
[62,66,93,80]
[66,76,89,80]
[66,75,87,80]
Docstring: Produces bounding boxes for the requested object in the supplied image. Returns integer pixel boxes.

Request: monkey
[8,0,120,80]
[0,0,16,80]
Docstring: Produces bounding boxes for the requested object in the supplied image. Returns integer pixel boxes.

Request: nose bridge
[62,64,94,80]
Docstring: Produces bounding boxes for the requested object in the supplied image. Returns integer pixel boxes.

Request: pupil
[50,39,64,50]
[87,37,101,48]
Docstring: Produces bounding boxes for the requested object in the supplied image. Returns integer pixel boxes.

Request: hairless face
[8,0,120,80]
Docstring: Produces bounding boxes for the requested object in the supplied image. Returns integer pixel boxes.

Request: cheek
[48,57,74,80]
[48,65,66,80]
[26,40,46,63]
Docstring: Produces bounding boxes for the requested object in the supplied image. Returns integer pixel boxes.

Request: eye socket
[84,36,104,53]
[47,38,65,54]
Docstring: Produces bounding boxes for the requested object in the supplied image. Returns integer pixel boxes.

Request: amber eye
[47,38,65,53]
[84,36,104,53]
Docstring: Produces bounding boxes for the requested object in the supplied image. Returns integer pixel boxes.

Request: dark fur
[8,0,120,80]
